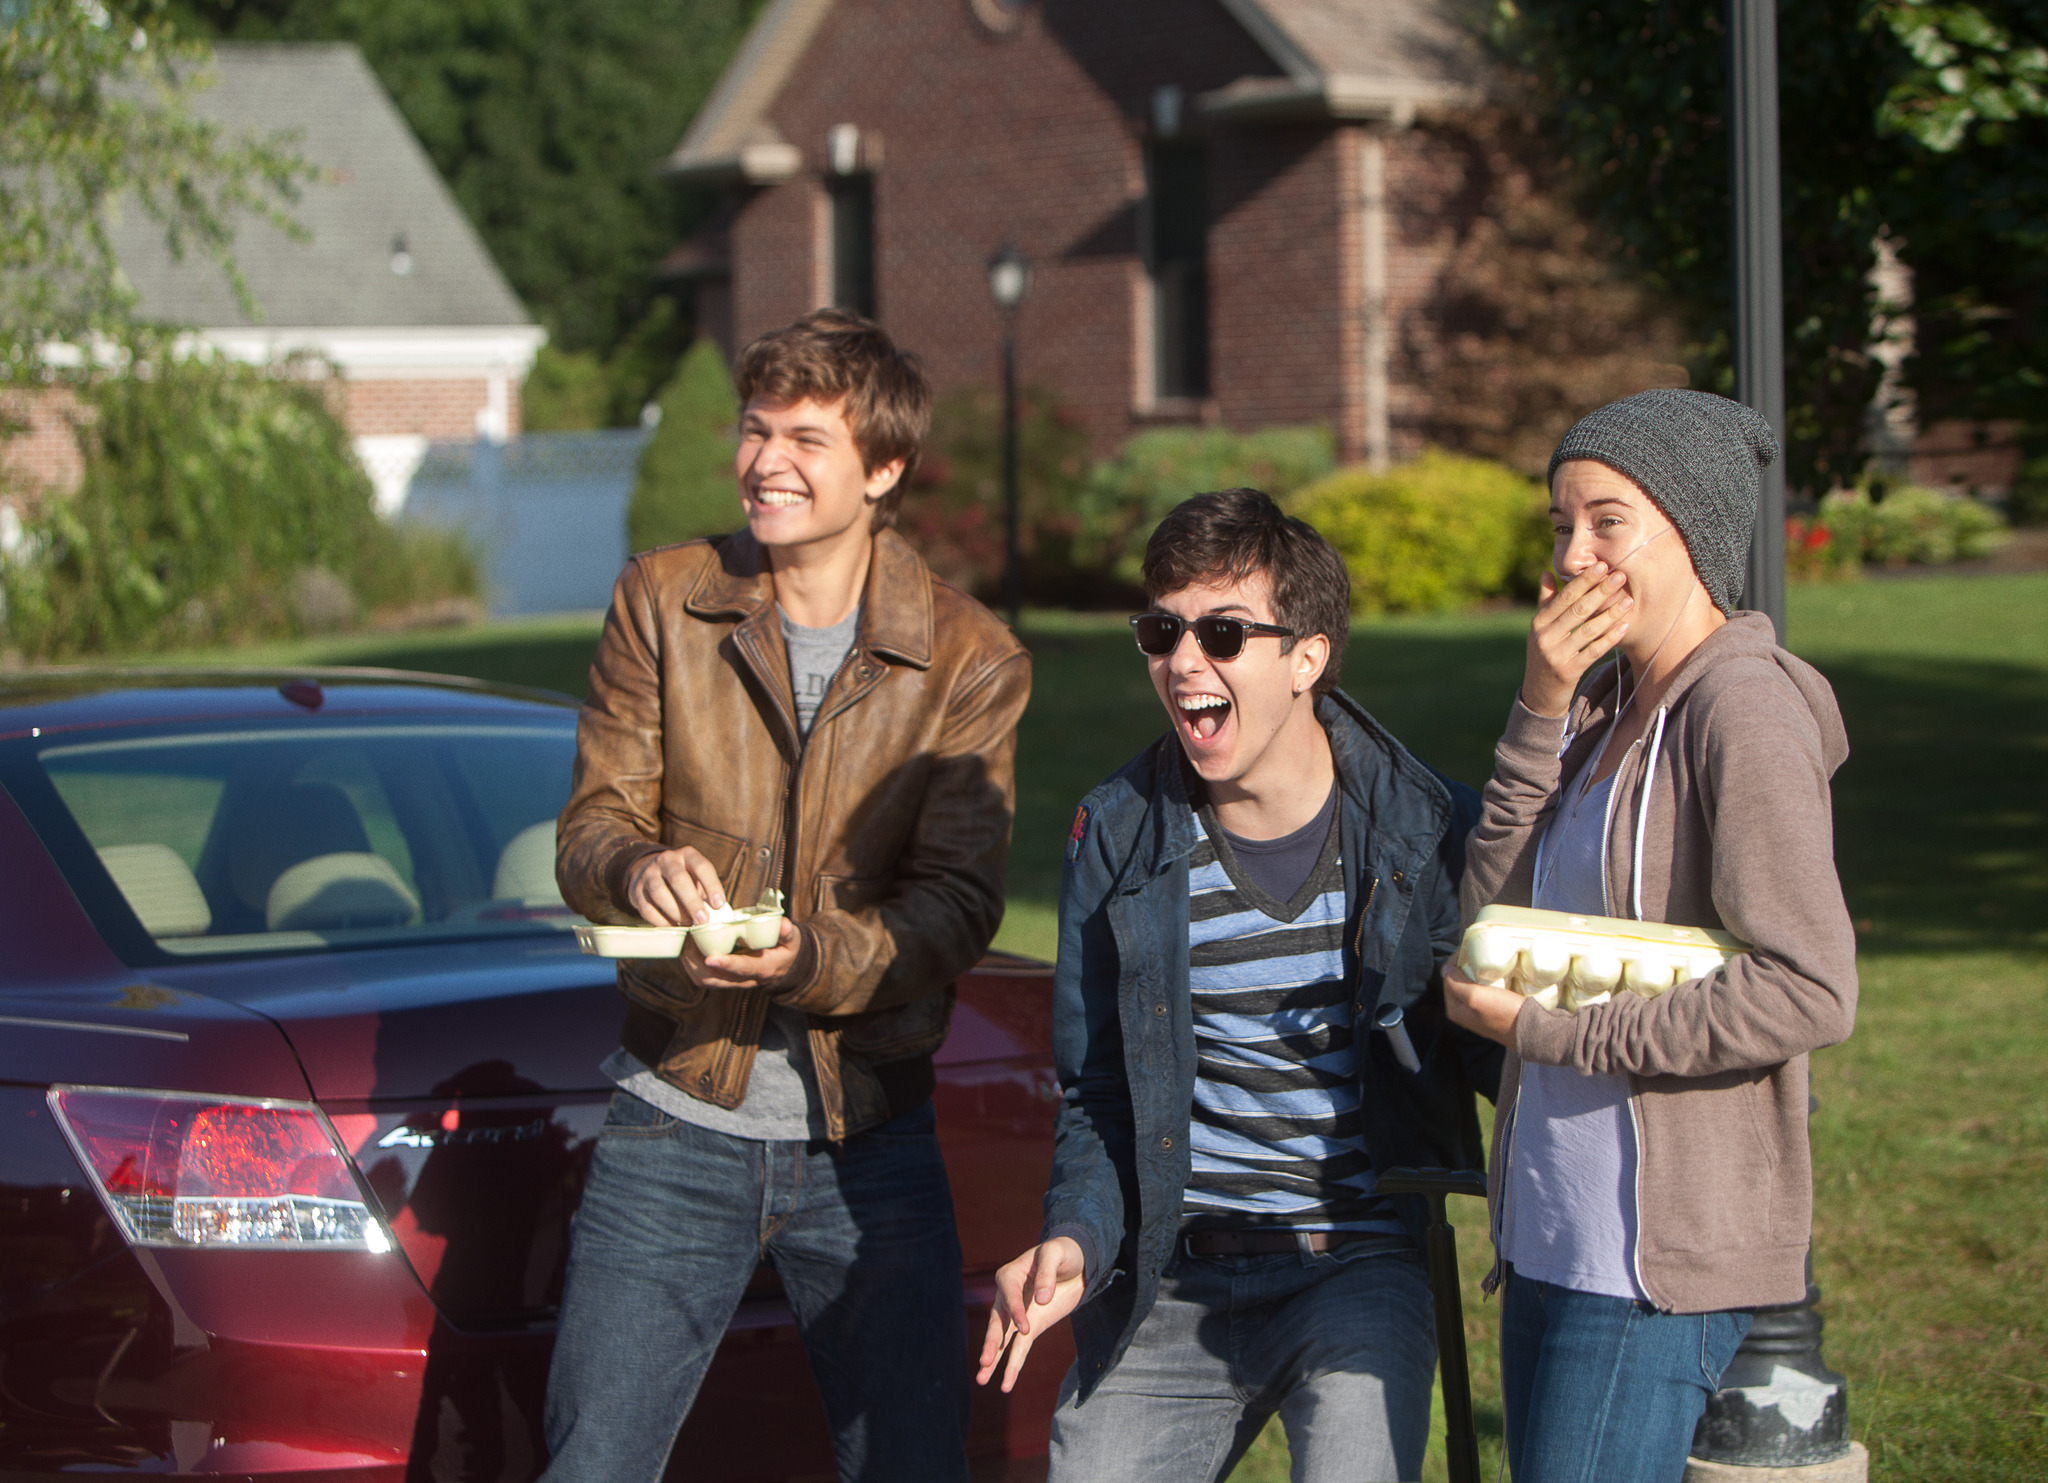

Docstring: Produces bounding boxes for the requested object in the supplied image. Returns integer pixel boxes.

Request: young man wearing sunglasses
[976,488,1499,1482]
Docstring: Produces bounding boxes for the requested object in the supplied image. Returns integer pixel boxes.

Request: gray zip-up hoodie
[1462,612,1857,1313]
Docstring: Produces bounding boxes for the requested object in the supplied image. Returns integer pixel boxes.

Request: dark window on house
[829,174,877,320]
[1147,142,1209,400]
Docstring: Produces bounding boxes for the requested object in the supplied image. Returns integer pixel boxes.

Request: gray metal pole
[1001,329,1022,627]
[1731,0,1788,640]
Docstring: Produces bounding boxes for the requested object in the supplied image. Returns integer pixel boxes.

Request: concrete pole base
[1685,1441,1869,1482]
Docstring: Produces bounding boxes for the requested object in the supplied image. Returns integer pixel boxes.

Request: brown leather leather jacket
[556,528,1031,1140]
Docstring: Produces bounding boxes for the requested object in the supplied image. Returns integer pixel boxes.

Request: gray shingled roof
[1205,0,1486,120]
[113,42,532,329]
[1226,0,1484,87]
[663,0,1485,178]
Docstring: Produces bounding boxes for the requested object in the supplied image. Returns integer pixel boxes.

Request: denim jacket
[1043,690,1502,1400]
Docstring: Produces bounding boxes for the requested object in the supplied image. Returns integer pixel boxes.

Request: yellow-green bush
[1290,450,1550,615]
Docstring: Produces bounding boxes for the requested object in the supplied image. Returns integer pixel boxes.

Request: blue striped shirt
[1183,809,1398,1233]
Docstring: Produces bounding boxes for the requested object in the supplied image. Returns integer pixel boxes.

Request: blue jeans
[540,1091,968,1483]
[1050,1240,1436,1483]
[1500,1267,1752,1483]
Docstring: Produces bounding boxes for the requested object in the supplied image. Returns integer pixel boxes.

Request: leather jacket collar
[683,526,937,671]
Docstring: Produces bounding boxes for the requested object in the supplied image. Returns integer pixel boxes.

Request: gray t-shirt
[781,603,862,738]
[598,604,861,1142]
[603,1008,826,1141]
[1216,783,1339,906]
[1500,768,1649,1299]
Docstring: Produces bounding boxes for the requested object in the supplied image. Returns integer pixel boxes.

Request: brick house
[3,43,544,513]
[661,0,1488,466]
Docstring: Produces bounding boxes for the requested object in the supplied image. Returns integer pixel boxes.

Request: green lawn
[136,573,2047,1479]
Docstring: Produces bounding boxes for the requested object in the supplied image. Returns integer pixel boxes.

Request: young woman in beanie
[1443,389,1859,1482]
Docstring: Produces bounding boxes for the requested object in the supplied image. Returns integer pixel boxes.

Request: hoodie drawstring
[1630,705,1668,921]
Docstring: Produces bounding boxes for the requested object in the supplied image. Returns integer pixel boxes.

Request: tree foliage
[176,0,765,362]
[1494,0,2048,491]
[1409,97,1689,474]
[1867,1,2048,432]
[0,0,310,369]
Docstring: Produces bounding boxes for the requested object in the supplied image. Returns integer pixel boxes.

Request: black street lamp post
[988,243,1031,628]
[1731,0,1788,639]
[1694,18,1856,1477]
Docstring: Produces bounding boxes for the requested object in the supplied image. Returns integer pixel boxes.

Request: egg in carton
[686,888,788,957]
[1457,905,1747,1013]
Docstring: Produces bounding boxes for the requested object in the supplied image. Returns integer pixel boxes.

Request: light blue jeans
[1050,1239,1437,1483]
[539,1091,968,1483]
[1500,1267,1752,1483]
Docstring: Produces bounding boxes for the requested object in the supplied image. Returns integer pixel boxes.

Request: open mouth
[751,488,808,509]
[1178,693,1232,743]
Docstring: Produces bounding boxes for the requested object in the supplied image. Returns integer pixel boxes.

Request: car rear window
[7,720,585,960]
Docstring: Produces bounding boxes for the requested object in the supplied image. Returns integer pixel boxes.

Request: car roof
[0,666,578,740]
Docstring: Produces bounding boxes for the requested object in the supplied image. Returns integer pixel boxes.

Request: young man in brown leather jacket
[542,310,1031,1483]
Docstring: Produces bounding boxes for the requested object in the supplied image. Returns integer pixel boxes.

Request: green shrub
[524,296,694,433]
[1785,512,1858,582]
[1290,450,1550,615]
[1816,482,2007,567]
[0,347,468,658]
[355,522,482,618]
[901,385,1091,600]
[626,339,739,553]
[2002,453,2048,528]
[522,345,615,432]
[1076,425,1336,586]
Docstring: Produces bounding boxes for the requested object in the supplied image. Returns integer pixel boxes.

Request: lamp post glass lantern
[988,245,1031,624]
[988,246,1031,312]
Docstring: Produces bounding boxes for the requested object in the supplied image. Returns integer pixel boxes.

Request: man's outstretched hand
[975,1237,1086,1394]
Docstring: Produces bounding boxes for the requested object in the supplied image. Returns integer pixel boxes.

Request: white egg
[1519,940,1572,988]
[1461,927,1518,983]
[1623,954,1678,996]
[1566,951,1623,993]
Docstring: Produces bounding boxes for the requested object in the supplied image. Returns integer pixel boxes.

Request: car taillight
[49,1086,393,1252]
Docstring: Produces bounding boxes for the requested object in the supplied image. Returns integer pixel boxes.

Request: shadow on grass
[1820,655,2046,955]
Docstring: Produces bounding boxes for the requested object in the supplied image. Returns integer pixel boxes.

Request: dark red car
[0,669,1068,1481]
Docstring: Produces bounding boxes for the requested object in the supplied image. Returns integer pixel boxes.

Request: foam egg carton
[1457,905,1746,1013]
[686,888,787,957]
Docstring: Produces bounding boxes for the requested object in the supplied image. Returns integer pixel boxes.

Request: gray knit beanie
[1547,389,1779,614]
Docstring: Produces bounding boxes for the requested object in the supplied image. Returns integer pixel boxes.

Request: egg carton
[575,890,787,959]
[1457,905,1746,1013]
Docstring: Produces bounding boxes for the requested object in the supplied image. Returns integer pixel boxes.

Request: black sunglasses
[1130,612,1296,660]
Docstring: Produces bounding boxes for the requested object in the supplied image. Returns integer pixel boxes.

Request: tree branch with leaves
[0,0,313,373]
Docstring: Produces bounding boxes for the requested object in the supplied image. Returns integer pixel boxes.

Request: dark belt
[1181,1228,1382,1258]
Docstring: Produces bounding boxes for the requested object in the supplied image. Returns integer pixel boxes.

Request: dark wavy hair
[1140,488,1351,695]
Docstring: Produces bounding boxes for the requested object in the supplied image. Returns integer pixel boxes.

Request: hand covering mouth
[1179,693,1231,740]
